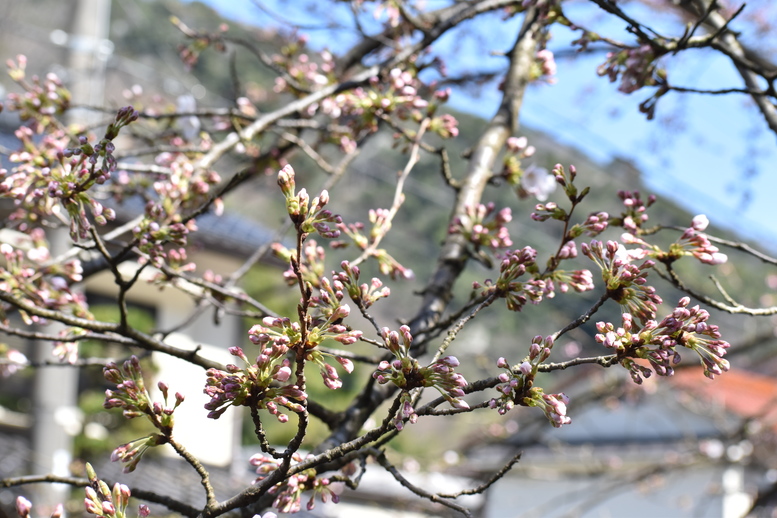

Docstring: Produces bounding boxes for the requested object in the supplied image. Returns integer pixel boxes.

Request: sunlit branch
[659,264,777,316]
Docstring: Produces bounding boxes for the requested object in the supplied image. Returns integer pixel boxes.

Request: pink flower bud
[691,214,709,231]
[15,496,32,518]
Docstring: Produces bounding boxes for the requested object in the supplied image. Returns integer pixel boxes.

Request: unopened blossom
[15,496,32,518]
[430,113,459,138]
[530,391,571,427]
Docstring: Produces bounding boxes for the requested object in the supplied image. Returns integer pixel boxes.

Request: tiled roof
[671,367,777,429]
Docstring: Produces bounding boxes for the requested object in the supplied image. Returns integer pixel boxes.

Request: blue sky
[185,0,777,245]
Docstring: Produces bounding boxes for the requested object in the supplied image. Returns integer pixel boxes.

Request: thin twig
[437,452,522,498]
[372,449,473,517]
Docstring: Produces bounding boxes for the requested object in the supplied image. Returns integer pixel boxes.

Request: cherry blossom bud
[691,214,709,231]
[15,496,31,518]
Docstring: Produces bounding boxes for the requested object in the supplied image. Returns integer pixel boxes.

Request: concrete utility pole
[31,0,111,512]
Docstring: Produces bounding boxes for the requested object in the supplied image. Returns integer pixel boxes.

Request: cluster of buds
[63,104,138,182]
[5,55,70,132]
[272,240,327,288]
[549,163,589,204]
[134,218,193,269]
[278,164,342,238]
[309,275,346,320]
[597,44,662,94]
[273,45,335,94]
[428,113,460,139]
[174,19,228,70]
[313,63,457,145]
[367,208,391,241]
[0,236,89,327]
[474,247,547,312]
[334,221,414,280]
[530,200,566,223]
[250,452,341,513]
[531,49,557,83]
[1,104,135,241]
[568,211,609,238]
[490,336,571,427]
[83,463,150,517]
[667,215,728,265]
[14,496,62,518]
[306,348,355,390]
[500,136,536,185]
[332,260,391,309]
[132,153,221,267]
[257,310,361,350]
[312,262,391,318]
[52,327,89,364]
[615,190,655,234]
[596,297,731,382]
[1,128,68,225]
[104,356,163,419]
[163,247,196,274]
[103,357,183,471]
[205,342,305,422]
[542,267,596,296]
[582,240,661,324]
[528,390,571,428]
[449,203,513,251]
[619,215,728,267]
[0,344,28,377]
[110,434,167,474]
[373,326,468,429]
[374,0,402,27]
